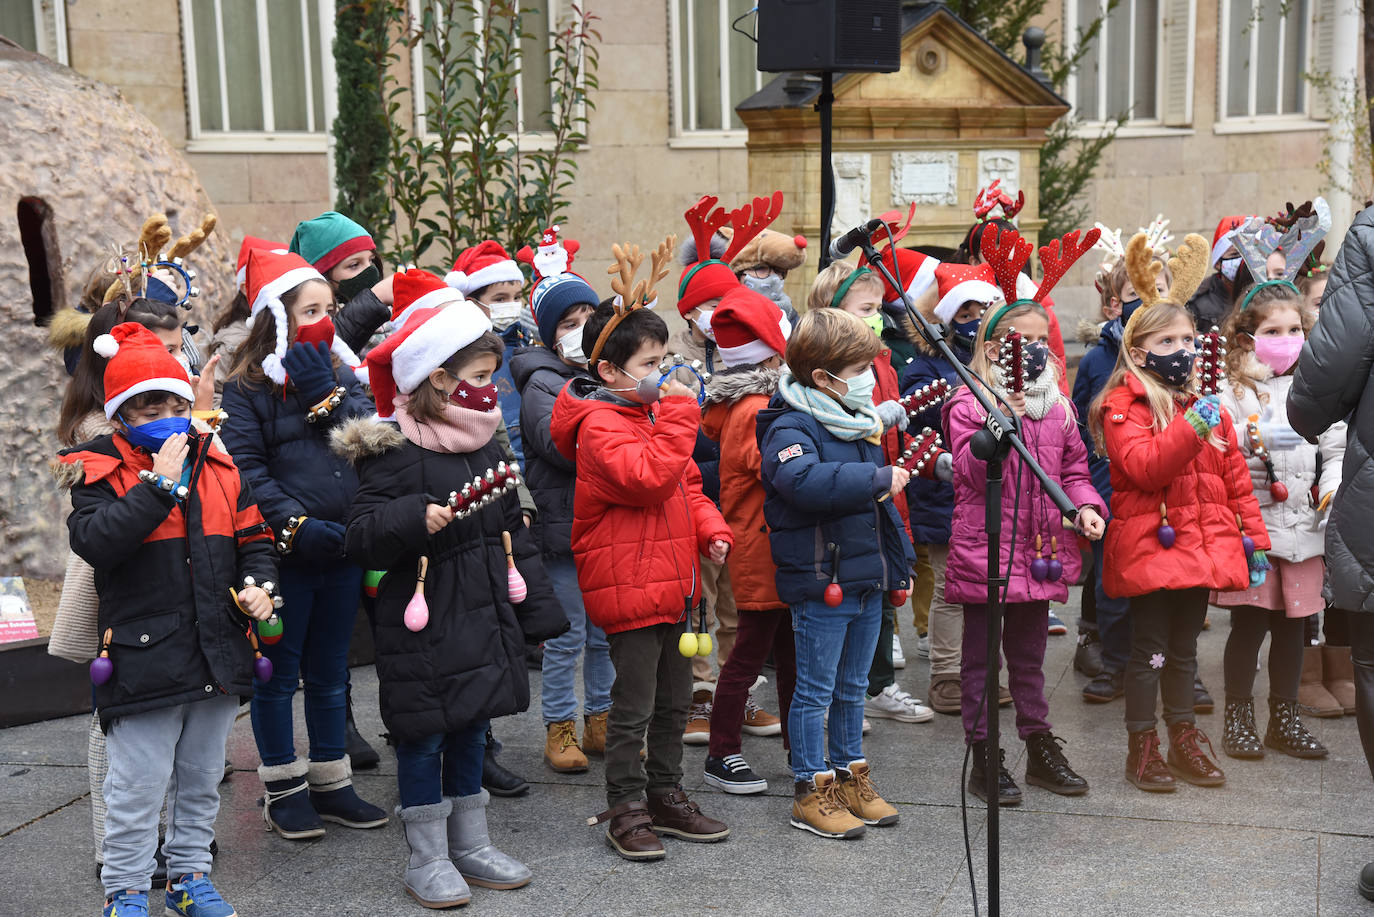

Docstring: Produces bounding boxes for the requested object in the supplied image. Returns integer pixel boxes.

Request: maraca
[90,628,113,686]
[404,556,430,632]
[1157,502,1176,549]
[1046,536,1063,583]
[824,543,844,607]
[1030,534,1050,582]
[1237,514,1255,559]
[363,569,384,598]
[257,613,283,645]
[246,624,273,682]
[887,589,908,606]
[502,531,527,603]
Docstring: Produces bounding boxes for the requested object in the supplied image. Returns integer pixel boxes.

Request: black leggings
[1125,587,1208,733]
[1222,606,1305,702]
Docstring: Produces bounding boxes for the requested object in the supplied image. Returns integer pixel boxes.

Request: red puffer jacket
[550,379,733,634]
[873,348,911,539]
[1100,374,1269,598]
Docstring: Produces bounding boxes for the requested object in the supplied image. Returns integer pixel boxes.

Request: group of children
[50,186,1349,915]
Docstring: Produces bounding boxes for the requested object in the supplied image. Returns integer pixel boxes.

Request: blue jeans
[1092,535,1132,674]
[394,719,489,808]
[540,555,614,724]
[250,561,362,766]
[789,589,883,782]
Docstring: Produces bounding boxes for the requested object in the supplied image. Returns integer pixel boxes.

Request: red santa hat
[877,247,939,307]
[516,225,581,282]
[391,268,465,332]
[932,263,1002,323]
[710,286,791,369]
[244,248,359,385]
[236,236,282,287]
[445,241,525,296]
[92,322,195,419]
[363,302,492,421]
[1211,215,1248,266]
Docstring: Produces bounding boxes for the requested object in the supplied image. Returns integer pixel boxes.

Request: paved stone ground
[2,606,1371,916]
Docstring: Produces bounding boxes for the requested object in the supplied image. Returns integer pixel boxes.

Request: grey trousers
[101,695,238,894]
[605,622,692,807]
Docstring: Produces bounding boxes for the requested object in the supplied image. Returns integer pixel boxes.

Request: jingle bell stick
[897,378,953,418]
[997,329,1025,394]
[1196,327,1226,397]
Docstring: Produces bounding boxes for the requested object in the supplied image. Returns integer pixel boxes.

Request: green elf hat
[289,211,375,274]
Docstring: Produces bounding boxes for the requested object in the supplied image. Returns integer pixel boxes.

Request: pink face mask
[1252,334,1304,374]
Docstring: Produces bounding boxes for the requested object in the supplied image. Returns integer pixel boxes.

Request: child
[290,210,396,354]
[509,271,614,774]
[58,322,278,917]
[550,243,732,862]
[942,241,1105,803]
[337,301,567,907]
[810,261,933,726]
[221,249,388,839]
[699,287,797,794]
[1091,232,1271,793]
[900,262,1003,716]
[208,236,279,400]
[1187,214,1248,331]
[757,308,914,839]
[1214,272,1342,759]
[1072,256,1171,703]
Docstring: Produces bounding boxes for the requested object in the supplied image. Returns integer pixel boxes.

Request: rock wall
[0,44,232,578]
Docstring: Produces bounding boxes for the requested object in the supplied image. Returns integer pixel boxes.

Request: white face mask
[487,300,523,330]
[1219,257,1242,281]
[694,308,715,341]
[556,324,586,364]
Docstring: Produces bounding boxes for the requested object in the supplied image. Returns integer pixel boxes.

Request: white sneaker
[864,684,935,723]
[822,709,873,735]
[916,633,930,659]
[892,634,906,669]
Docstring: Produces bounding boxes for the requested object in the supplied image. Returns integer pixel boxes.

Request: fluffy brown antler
[1124,232,1165,309]
[684,196,729,265]
[1166,233,1212,306]
[167,214,218,261]
[643,236,677,307]
[1036,228,1102,303]
[721,191,785,264]
[979,225,1033,304]
[607,242,646,306]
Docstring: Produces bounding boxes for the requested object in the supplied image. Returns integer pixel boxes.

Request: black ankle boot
[1193,676,1215,714]
[968,740,1021,806]
[1023,731,1088,796]
[481,729,530,797]
[1221,698,1264,759]
[1264,697,1328,759]
[344,686,381,770]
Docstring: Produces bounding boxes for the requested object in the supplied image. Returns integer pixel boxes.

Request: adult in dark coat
[1286,205,1374,901]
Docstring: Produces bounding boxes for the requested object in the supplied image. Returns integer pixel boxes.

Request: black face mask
[1142,348,1195,387]
[1120,298,1142,324]
[1024,341,1050,381]
[336,264,381,303]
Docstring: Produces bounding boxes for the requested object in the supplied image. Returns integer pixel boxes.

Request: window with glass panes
[1071,0,1162,122]
[1,1,67,63]
[1219,0,1308,119]
[670,0,764,137]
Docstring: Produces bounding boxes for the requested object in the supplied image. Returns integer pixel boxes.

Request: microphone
[827,219,885,261]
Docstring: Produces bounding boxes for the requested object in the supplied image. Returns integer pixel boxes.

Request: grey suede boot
[399,801,471,908]
[447,790,532,890]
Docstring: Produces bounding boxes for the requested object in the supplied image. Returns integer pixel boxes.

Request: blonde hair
[1220,283,1311,399]
[970,300,1074,428]
[785,308,881,388]
[1088,303,1196,453]
[807,261,885,312]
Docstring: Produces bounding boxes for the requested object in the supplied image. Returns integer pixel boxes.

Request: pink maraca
[404,556,431,632]
[502,531,527,603]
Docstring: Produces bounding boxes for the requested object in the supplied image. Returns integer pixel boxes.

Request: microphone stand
[855,236,1079,917]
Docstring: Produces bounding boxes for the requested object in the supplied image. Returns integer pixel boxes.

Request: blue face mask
[950,317,981,346]
[1120,297,1143,324]
[1024,341,1050,381]
[123,415,192,453]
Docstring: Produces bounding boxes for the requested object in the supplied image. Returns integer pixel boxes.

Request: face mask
[1219,257,1241,282]
[950,317,981,348]
[861,313,885,337]
[1023,341,1050,381]
[1120,298,1143,324]
[1252,334,1304,374]
[693,309,715,341]
[741,272,785,303]
[556,324,586,364]
[609,366,661,405]
[1141,348,1195,387]
[825,367,876,412]
[448,377,500,412]
[485,300,523,331]
[124,414,192,453]
[336,263,381,302]
[295,314,336,350]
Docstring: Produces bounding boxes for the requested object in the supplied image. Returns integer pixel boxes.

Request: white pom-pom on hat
[93,334,119,358]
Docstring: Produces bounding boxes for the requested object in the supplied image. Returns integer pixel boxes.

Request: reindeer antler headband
[1233,197,1331,310]
[978,224,1101,341]
[678,191,785,296]
[1092,214,1173,284]
[973,179,1025,224]
[1120,230,1211,338]
[587,236,677,368]
[102,212,217,308]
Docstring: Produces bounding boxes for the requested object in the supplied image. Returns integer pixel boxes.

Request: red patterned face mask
[295,314,336,350]
[449,378,499,412]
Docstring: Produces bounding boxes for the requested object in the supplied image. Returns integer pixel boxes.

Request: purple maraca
[90,654,113,686]
[254,654,274,683]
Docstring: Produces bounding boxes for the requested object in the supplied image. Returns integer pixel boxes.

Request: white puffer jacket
[1220,355,1346,563]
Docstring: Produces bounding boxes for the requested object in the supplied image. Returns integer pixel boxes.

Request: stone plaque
[977,150,1020,197]
[831,153,871,240]
[892,151,958,206]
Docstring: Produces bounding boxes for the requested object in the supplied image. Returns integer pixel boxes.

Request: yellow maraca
[678,630,699,657]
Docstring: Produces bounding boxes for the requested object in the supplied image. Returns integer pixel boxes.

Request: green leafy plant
[1310,70,1374,205]
[332,1,394,254]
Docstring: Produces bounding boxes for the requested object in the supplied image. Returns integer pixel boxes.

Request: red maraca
[90,628,113,686]
[502,531,527,603]
[824,543,843,607]
[1157,502,1176,549]
[1030,534,1049,582]
[887,589,908,606]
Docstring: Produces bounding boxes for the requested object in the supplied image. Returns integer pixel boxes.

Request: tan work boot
[543,720,588,773]
[790,770,865,839]
[835,760,899,826]
[583,711,609,757]
[683,688,713,746]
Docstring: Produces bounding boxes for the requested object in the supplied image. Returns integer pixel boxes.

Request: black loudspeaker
[756,0,903,73]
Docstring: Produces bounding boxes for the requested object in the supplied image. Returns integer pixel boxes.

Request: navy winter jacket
[899,348,967,545]
[1071,318,1122,502]
[509,345,587,557]
[757,394,914,604]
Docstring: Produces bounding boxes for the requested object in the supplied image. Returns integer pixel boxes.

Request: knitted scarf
[991,360,1063,421]
[777,370,883,443]
[394,392,502,454]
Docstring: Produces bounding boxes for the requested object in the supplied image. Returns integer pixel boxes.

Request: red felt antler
[979,225,1033,303]
[721,191,785,264]
[973,180,1026,222]
[684,195,729,264]
[1035,227,1102,303]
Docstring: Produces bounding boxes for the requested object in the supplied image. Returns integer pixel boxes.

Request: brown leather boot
[1125,729,1176,792]
[1166,721,1225,787]
[588,800,664,861]
[582,711,609,757]
[835,760,899,826]
[646,785,729,843]
[1322,644,1357,714]
[543,720,588,773]
[1299,644,1344,717]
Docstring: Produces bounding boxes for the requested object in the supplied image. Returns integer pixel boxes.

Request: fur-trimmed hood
[703,365,780,406]
[1077,317,1104,346]
[331,415,406,465]
[51,457,86,491]
[48,307,92,351]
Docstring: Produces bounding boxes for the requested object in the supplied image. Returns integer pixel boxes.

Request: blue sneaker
[103,890,149,917]
[165,873,236,917]
[1047,611,1068,635]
